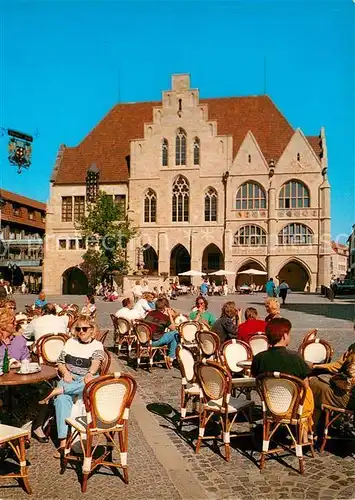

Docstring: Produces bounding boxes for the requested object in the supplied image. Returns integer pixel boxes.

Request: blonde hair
[70,314,97,338]
[265,297,280,314]
[0,307,15,338]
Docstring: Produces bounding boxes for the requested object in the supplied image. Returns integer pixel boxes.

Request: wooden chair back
[100,348,111,375]
[36,333,69,366]
[249,334,268,356]
[179,321,199,343]
[83,373,137,431]
[195,330,220,359]
[300,328,318,346]
[299,338,333,364]
[222,339,252,374]
[256,372,307,421]
[176,345,195,384]
[194,360,231,406]
[134,322,152,345]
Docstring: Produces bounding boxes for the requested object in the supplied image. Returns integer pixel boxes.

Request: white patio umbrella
[209,270,236,276]
[238,269,267,276]
[178,270,205,277]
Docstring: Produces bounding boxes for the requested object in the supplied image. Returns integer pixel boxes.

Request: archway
[143,245,158,274]
[202,244,224,275]
[277,260,310,292]
[170,244,190,276]
[236,260,266,288]
[62,267,88,295]
[0,266,24,288]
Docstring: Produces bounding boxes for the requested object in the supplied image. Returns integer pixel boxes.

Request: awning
[21,267,43,273]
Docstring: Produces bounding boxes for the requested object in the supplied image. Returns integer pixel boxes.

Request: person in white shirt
[132,280,143,302]
[133,293,153,319]
[141,280,149,293]
[23,303,69,342]
[115,298,140,321]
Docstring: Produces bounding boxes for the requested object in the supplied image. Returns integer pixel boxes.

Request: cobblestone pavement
[2,292,355,499]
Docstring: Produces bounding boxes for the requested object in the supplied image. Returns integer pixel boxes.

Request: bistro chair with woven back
[221,339,256,400]
[194,360,254,461]
[110,314,136,355]
[195,330,221,362]
[256,371,315,474]
[60,372,137,492]
[299,338,333,365]
[249,334,269,357]
[0,424,32,494]
[179,321,200,355]
[35,333,69,367]
[176,345,201,428]
[133,322,169,371]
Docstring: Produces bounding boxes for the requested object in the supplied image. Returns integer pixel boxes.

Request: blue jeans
[54,374,85,440]
[152,330,179,359]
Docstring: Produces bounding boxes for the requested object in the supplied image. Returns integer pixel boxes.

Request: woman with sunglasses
[39,315,104,452]
[189,296,216,329]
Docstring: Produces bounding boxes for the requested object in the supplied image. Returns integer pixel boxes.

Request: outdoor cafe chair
[133,322,169,371]
[221,339,255,400]
[0,424,32,494]
[256,372,315,474]
[299,338,333,365]
[320,404,355,452]
[61,373,137,492]
[176,345,201,427]
[300,328,318,347]
[195,330,221,362]
[194,360,254,461]
[111,315,136,355]
[249,334,269,356]
[179,321,200,353]
[35,333,69,367]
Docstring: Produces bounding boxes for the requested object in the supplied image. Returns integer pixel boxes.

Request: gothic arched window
[175,128,186,166]
[204,187,217,222]
[144,189,157,223]
[162,139,168,167]
[193,137,200,165]
[172,176,189,222]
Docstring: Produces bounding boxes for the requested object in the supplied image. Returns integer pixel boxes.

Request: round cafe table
[0,365,58,413]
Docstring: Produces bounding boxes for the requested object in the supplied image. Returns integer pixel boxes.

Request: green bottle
[2,347,9,374]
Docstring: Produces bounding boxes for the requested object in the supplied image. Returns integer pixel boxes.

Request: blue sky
[0,0,354,239]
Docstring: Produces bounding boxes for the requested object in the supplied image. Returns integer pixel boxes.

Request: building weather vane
[1,127,37,174]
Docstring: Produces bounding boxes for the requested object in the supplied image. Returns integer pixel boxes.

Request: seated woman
[81,294,96,316]
[0,307,30,364]
[35,291,48,310]
[264,297,281,322]
[47,316,104,453]
[212,301,240,343]
[189,296,216,329]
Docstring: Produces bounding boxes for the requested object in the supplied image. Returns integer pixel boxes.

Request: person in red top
[143,298,179,368]
[237,307,266,344]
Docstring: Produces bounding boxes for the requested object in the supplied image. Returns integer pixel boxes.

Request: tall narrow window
[279,180,310,209]
[61,196,73,222]
[204,188,217,222]
[86,163,100,203]
[74,196,85,221]
[193,137,200,165]
[175,128,186,166]
[236,182,266,210]
[162,139,168,167]
[114,194,126,219]
[172,176,189,222]
[144,189,157,223]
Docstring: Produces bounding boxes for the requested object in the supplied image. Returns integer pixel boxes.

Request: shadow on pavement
[249,301,355,322]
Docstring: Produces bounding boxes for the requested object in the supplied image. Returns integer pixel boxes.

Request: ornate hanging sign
[7,129,33,173]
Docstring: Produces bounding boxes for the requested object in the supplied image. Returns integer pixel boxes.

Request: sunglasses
[75,326,91,333]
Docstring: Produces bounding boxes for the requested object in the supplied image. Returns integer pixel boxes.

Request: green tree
[76,192,137,289]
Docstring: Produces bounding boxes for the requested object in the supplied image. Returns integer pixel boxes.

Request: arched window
[204,188,217,222]
[162,139,168,167]
[172,176,189,222]
[144,189,157,223]
[193,137,200,165]
[175,128,186,165]
[236,182,266,210]
[234,225,267,246]
[278,223,313,245]
[279,180,310,209]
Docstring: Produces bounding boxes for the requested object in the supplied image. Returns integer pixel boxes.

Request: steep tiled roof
[54,95,322,184]
[0,189,46,212]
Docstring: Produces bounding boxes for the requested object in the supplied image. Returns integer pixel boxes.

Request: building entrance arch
[62,267,88,295]
[143,245,158,274]
[202,244,224,275]
[277,260,310,292]
[170,244,191,276]
[236,260,266,288]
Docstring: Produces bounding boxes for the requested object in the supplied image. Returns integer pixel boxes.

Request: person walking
[278,280,289,305]
[265,278,276,298]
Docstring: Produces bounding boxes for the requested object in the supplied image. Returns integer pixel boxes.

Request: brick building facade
[44,74,331,294]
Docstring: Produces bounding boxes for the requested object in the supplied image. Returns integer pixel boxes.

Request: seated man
[237,307,266,345]
[23,303,68,342]
[115,297,140,321]
[143,298,179,368]
[251,318,314,439]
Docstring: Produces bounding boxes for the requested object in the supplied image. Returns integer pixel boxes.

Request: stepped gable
[54,95,321,184]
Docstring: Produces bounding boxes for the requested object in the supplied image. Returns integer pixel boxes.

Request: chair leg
[180,389,188,429]
[196,410,207,454]
[19,436,32,495]
[118,424,129,484]
[320,409,330,453]
[81,434,93,493]
[60,425,72,474]
[296,423,305,474]
[260,420,270,471]
[223,415,231,462]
